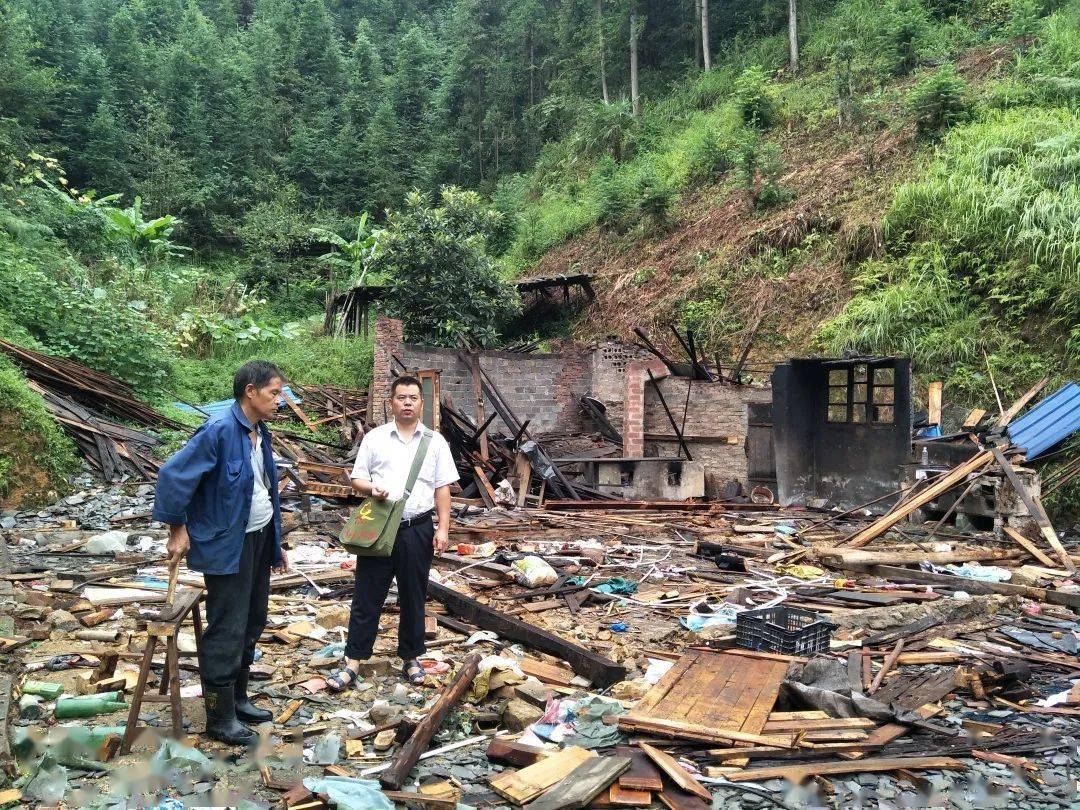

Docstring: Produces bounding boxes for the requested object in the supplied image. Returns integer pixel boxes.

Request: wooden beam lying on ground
[427,581,626,686]
[837,563,1080,610]
[725,755,967,783]
[379,653,481,790]
[819,547,1017,567]
[844,451,993,548]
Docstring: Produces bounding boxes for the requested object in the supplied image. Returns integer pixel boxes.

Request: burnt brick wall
[370,318,593,432]
[643,379,772,496]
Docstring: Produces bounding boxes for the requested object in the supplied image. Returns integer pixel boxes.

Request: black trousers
[201,523,274,689]
[346,516,434,662]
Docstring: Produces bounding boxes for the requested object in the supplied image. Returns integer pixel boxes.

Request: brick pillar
[370,315,404,426]
[623,359,668,457]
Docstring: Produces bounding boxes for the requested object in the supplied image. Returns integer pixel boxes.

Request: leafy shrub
[886,108,1080,325]
[0,354,78,505]
[0,233,174,397]
[375,187,520,346]
[171,326,374,404]
[173,287,303,358]
[878,0,934,76]
[907,63,974,139]
[733,67,779,129]
[736,137,791,209]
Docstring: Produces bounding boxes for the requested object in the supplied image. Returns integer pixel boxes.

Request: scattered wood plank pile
[0,339,185,482]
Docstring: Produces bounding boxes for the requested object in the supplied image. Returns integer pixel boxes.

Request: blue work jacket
[152,401,282,575]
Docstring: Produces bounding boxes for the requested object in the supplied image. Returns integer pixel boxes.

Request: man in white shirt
[327,375,459,690]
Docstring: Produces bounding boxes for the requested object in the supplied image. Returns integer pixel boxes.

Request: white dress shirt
[350,422,459,519]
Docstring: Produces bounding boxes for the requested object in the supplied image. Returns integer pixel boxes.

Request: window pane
[829,386,848,404]
[874,405,894,424]
[853,384,867,403]
[829,369,848,386]
[874,367,894,385]
[851,404,868,423]
[873,386,894,404]
[827,405,848,423]
[854,364,868,382]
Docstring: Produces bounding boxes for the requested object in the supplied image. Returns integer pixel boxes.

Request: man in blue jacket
[153,361,289,745]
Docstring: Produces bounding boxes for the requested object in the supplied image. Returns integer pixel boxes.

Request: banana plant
[310,212,386,290]
[102,196,190,261]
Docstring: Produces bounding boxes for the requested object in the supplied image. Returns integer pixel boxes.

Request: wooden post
[927,381,942,427]
[379,654,482,790]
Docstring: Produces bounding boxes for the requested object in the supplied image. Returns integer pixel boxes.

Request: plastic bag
[511,556,558,588]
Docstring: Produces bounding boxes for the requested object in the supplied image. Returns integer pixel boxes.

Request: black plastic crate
[736,605,835,656]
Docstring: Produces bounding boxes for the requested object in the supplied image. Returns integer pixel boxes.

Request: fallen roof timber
[427,581,626,687]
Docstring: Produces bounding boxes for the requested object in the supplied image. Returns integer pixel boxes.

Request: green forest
[1,0,1078,504]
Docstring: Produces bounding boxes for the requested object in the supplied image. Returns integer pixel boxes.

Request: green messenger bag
[341,431,432,557]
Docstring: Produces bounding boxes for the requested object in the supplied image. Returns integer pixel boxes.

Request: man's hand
[434,524,449,554]
[166,525,190,563]
[274,549,290,574]
[371,486,390,501]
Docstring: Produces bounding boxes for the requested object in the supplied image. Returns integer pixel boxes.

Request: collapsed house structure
[2,318,1079,808]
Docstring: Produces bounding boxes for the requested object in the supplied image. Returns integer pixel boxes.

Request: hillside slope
[505,2,1079,408]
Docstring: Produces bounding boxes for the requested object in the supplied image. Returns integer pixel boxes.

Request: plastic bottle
[55,695,129,719]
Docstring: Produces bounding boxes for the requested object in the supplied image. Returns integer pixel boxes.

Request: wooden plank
[489,746,596,804]
[428,581,625,686]
[869,640,905,695]
[486,737,548,768]
[726,755,967,783]
[639,743,711,801]
[990,446,1073,571]
[590,784,652,807]
[995,377,1048,430]
[528,755,631,810]
[282,390,318,433]
[836,563,1080,610]
[844,451,993,547]
[762,717,875,733]
[1002,526,1057,568]
[519,657,575,686]
[927,381,942,426]
[616,746,664,792]
[840,704,941,760]
[821,548,1016,567]
[379,654,481,790]
[962,408,987,429]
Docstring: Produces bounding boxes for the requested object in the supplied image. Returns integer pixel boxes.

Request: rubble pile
[1,480,1079,808]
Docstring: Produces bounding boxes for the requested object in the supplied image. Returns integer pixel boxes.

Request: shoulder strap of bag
[402,431,433,499]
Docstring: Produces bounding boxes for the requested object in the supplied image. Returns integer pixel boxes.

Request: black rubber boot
[204,685,255,745]
[234,669,272,724]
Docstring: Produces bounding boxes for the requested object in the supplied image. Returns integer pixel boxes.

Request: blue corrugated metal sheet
[173,386,300,421]
[1007,382,1080,459]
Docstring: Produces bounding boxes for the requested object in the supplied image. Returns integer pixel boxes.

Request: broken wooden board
[618,650,793,748]
[616,746,663,792]
[429,581,625,686]
[639,744,711,802]
[990,446,1074,571]
[528,755,631,810]
[589,783,652,807]
[489,745,596,804]
[725,755,967,783]
[843,451,993,548]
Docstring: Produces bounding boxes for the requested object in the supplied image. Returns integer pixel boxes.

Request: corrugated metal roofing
[1007,382,1080,459]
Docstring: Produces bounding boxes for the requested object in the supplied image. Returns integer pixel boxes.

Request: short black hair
[390,374,423,396]
[234,361,284,400]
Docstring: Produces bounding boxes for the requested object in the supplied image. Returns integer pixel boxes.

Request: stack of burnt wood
[0,339,186,482]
